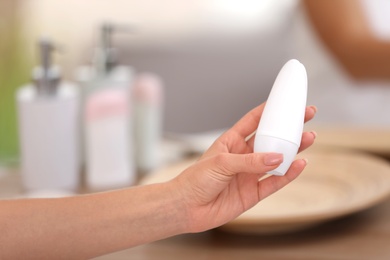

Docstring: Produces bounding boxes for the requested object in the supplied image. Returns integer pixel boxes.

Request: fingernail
[311,131,317,139]
[264,153,283,166]
[310,105,318,114]
[302,158,309,166]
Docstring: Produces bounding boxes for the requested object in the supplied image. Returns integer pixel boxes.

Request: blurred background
[22,0,298,132]
[0,0,298,167]
[1,0,390,171]
[0,0,30,166]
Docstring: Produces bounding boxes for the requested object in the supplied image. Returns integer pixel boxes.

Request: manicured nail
[311,131,317,139]
[310,105,318,114]
[302,158,309,166]
[264,153,283,166]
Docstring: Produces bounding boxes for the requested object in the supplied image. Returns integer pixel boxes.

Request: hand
[172,103,317,233]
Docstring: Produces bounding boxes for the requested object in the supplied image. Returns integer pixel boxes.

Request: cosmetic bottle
[254,59,307,176]
[133,73,164,174]
[16,38,80,194]
[83,23,136,191]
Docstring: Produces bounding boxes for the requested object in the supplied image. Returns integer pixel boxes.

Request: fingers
[205,105,317,158]
[247,130,316,155]
[184,152,284,201]
[202,103,266,157]
[246,105,317,150]
[304,105,317,123]
[257,158,308,200]
[211,152,283,178]
[298,131,317,153]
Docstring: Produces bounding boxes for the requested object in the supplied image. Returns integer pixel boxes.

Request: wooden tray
[310,125,390,158]
[141,149,390,234]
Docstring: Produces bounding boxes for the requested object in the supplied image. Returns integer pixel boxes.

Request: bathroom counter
[1,168,390,259]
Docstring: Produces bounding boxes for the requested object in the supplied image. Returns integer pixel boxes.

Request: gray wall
[118,29,293,134]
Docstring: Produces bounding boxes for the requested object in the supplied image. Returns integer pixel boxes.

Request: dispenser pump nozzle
[39,38,54,73]
[94,22,134,76]
[33,37,61,96]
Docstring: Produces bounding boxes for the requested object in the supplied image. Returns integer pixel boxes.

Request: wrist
[163,178,192,234]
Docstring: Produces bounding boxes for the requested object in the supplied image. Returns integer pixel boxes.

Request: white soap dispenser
[16,38,80,195]
[76,23,135,169]
[254,59,308,176]
[83,23,136,191]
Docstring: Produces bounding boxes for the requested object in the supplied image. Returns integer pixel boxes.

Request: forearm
[0,182,187,259]
[303,0,390,80]
[338,40,390,80]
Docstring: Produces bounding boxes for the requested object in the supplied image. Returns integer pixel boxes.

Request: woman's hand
[173,103,317,233]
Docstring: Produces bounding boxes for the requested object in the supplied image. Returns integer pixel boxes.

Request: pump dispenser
[254,59,307,176]
[32,39,60,95]
[86,22,134,82]
[17,38,80,194]
[94,23,118,76]
[82,23,136,191]
[77,23,135,95]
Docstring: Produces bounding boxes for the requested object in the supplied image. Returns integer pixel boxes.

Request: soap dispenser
[16,38,80,195]
[82,23,136,191]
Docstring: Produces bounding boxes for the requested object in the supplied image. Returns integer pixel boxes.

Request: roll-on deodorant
[254,59,307,176]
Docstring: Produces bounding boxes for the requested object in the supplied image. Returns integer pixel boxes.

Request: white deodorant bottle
[254,59,307,176]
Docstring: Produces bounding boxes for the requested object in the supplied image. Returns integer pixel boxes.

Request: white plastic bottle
[75,23,134,169]
[133,73,164,174]
[17,38,80,195]
[85,84,135,191]
[83,23,136,191]
[254,59,308,176]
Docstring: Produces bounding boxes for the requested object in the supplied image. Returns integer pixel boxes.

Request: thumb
[211,152,284,177]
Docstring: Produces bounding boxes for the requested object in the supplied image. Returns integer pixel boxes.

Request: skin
[0,103,317,259]
[303,0,390,81]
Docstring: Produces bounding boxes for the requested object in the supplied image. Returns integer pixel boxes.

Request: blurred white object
[76,23,135,169]
[360,0,390,40]
[85,79,135,191]
[133,73,164,173]
[23,189,76,198]
[17,85,80,192]
[17,39,80,193]
[165,129,224,155]
[208,0,298,32]
[80,23,136,191]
